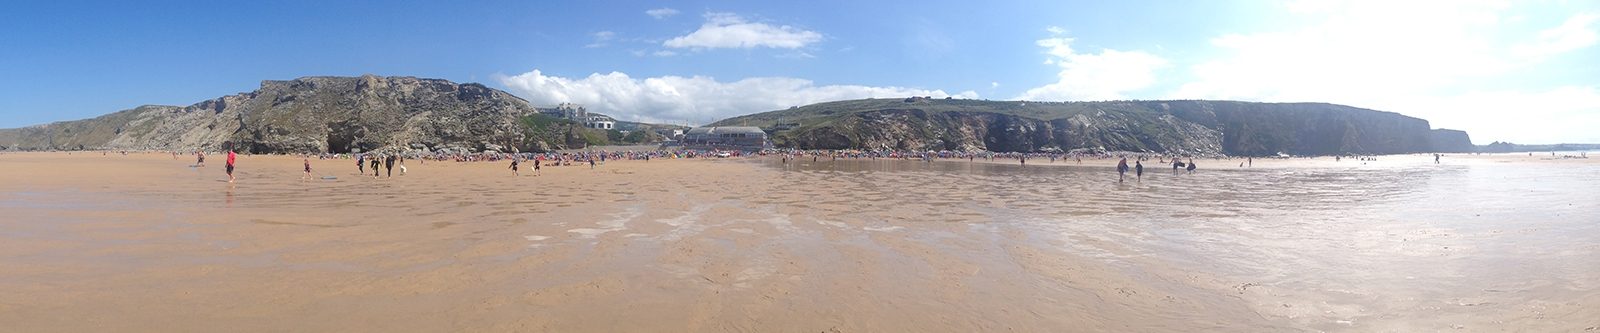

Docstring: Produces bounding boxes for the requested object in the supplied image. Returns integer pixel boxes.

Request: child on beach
[303,158,312,181]
[1135,161,1143,182]
[510,158,520,176]
[225,150,237,183]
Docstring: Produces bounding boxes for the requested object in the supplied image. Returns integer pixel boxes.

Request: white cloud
[1017,30,1168,101]
[1163,1,1600,143]
[1382,87,1600,144]
[652,50,677,57]
[663,13,822,50]
[496,69,978,125]
[646,8,679,19]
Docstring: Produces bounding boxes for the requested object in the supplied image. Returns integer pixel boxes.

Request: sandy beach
[1,151,1597,332]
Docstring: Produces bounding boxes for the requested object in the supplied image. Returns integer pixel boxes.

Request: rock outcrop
[0,75,611,153]
[713,99,1468,156]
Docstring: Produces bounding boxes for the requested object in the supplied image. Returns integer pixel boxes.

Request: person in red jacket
[225,150,237,183]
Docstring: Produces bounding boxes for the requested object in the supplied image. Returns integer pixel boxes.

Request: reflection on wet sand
[0,152,1596,332]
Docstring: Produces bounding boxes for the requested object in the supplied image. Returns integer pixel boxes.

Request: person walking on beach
[1135,161,1144,182]
[357,154,365,174]
[509,158,520,176]
[196,151,206,167]
[1117,157,1129,183]
[589,157,596,169]
[533,158,541,176]
[1248,157,1253,167]
[1186,159,1197,174]
[1172,159,1182,175]
[1435,154,1441,164]
[384,154,396,178]
[225,150,237,183]
[371,155,381,178]
[302,158,313,181]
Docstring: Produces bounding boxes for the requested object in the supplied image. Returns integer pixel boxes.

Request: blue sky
[2,0,1597,143]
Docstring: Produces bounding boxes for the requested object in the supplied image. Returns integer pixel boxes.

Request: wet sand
[1,152,1597,332]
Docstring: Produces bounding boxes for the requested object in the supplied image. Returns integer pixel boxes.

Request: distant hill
[1478,142,1600,153]
[712,98,1473,156]
[0,75,679,153]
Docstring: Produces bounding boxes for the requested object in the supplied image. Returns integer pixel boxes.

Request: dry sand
[0,151,1597,332]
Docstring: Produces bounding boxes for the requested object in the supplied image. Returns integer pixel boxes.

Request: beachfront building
[681,126,770,150]
[537,103,618,130]
[585,114,615,130]
[536,102,588,120]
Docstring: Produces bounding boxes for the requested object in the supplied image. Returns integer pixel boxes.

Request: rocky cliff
[713,98,1467,156]
[0,75,617,153]
[1428,129,1474,153]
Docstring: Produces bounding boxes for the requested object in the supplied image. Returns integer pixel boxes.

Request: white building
[585,115,615,130]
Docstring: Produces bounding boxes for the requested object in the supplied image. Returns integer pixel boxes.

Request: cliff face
[1428,129,1474,153]
[784,109,1221,154]
[0,75,598,153]
[715,99,1464,156]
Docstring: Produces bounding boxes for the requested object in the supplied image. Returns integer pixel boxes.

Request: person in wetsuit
[384,154,396,178]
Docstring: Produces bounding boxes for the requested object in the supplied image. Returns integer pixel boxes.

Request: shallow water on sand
[1,153,1596,332]
[761,157,1600,331]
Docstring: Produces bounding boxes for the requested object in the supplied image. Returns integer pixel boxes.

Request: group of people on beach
[354,153,405,178]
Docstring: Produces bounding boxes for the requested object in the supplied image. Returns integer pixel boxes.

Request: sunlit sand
[1,152,1596,332]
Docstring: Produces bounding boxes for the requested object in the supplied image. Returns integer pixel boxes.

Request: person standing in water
[1186,158,1197,174]
[509,158,520,176]
[1435,154,1441,164]
[1135,161,1144,182]
[1117,157,1129,183]
[225,150,237,183]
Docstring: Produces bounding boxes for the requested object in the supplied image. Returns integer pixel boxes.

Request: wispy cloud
[646,8,680,19]
[584,31,616,48]
[1513,12,1599,59]
[663,13,822,50]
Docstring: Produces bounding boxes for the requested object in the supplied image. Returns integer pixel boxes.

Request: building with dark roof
[680,126,769,150]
